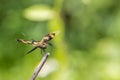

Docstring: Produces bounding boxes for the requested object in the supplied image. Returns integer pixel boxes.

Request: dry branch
[31,52,50,80]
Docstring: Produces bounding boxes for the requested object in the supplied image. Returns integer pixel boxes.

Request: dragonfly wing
[17,39,32,44]
[48,43,53,46]
[26,47,38,54]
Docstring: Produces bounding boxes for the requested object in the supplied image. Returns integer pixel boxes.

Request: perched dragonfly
[17,32,58,54]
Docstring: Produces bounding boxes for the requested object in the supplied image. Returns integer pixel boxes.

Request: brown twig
[31,52,50,80]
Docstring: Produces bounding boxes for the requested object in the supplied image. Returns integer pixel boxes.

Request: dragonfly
[17,32,58,54]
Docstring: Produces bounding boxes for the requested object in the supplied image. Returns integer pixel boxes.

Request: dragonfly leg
[40,48,46,54]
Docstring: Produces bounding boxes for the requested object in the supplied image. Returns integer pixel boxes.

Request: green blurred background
[1,0,120,80]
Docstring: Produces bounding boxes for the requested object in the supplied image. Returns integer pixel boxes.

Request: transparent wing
[17,39,32,44]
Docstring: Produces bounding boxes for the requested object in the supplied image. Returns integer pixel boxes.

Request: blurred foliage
[0,0,120,80]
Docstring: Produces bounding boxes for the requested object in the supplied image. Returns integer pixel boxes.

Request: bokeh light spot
[23,5,56,21]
